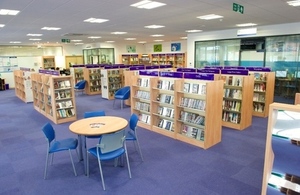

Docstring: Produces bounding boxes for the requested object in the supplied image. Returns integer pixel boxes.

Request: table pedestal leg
[78,135,87,175]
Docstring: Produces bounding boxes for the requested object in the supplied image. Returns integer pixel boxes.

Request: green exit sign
[61,39,70,43]
[233,3,244,14]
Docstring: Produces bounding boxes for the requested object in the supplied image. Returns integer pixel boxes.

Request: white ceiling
[0,0,299,46]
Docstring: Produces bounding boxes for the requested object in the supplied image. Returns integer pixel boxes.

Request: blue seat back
[115,86,130,98]
[98,130,126,154]
[42,123,55,143]
[84,110,106,118]
[75,80,86,89]
[129,113,139,131]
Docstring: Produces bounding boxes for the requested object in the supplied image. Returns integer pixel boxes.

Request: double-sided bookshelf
[247,67,275,117]
[101,65,123,100]
[14,69,33,103]
[175,72,223,149]
[220,69,254,130]
[0,78,5,91]
[31,71,76,124]
[84,65,101,95]
[70,65,85,84]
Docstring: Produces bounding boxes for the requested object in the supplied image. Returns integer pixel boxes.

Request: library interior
[1,0,300,195]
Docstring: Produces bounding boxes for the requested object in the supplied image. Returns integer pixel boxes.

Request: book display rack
[0,78,5,91]
[14,69,33,103]
[31,70,76,124]
[247,67,275,117]
[220,69,254,130]
[43,56,55,69]
[151,53,186,67]
[121,54,139,65]
[84,65,102,95]
[70,65,85,84]
[101,65,123,100]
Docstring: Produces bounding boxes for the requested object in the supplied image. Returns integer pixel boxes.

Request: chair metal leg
[87,151,90,177]
[69,149,77,176]
[135,140,144,161]
[121,100,124,109]
[44,153,49,179]
[124,145,132,179]
[97,158,106,190]
[50,153,54,165]
[113,99,116,109]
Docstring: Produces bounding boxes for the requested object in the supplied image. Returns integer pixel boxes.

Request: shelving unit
[42,56,55,69]
[13,69,33,103]
[101,66,123,100]
[31,72,76,124]
[220,69,254,130]
[151,53,186,67]
[0,78,5,91]
[121,54,139,65]
[70,65,85,84]
[247,67,275,117]
[84,65,101,95]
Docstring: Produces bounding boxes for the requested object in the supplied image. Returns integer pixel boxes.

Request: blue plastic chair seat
[115,94,126,99]
[88,147,125,161]
[126,131,136,141]
[49,138,78,153]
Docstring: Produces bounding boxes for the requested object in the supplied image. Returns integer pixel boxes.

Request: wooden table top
[69,116,128,136]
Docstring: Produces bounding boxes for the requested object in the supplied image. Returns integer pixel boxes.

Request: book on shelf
[157,80,162,89]
[192,83,199,94]
[183,83,190,93]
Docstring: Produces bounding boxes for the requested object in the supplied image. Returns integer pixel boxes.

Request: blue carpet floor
[0,90,294,195]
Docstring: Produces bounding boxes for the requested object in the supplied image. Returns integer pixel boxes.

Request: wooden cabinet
[14,70,33,103]
[84,65,101,95]
[31,73,76,124]
[220,69,254,130]
[43,56,55,69]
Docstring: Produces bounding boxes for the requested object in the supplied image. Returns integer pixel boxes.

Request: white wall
[187,22,300,67]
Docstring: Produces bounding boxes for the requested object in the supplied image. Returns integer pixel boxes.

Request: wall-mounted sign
[61,39,70,43]
[153,44,162,52]
[126,45,136,53]
[171,43,181,51]
[233,3,244,14]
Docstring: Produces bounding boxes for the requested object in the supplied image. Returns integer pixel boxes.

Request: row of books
[156,94,174,105]
[181,125,204,141]
[253,72,267,81]
[108,83,122,90]
[137,78,150,88]
[135,102,150,112]
[90,80,101,86]
[135,90,151,100]
[107,70,120,75]
[157,106,174,118]
[222,111,240,124]
[254,83,266,92]
[55,100,73,109]
[253,103,265,112]
[253,93,266,102]
[56,108,75,118]
[157,119,174,131]
[139,113,151,124]
[224,89,242,99]
[55,90,72,100]
[183,82,206,95]
[54,80,71,89]
[222,100,241,112]
[180,97,206,111]
[157,80,174,91]
[90,75,101,80]
[108,77,121,83]
[221,75,243,87]
[90,87,101,92]
[179,111,205,126]
[88,69,101,74]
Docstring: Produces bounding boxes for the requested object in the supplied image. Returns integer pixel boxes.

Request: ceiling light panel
[0,9,20,15]
[154,39,164,42]
[131,0,166,9]
[71,40,82,42]
[10,41,21,43]
[29,39,42,41]
[27,34,43,36]
[197,14,223,20]
[88,36,101,39]
[111,32,127,34]
[84,18,109,23]
[0,24,5,27]
[41,27,61,30]
[106,41,115,43]
[151,34,164,37]
[145,25,165,29]
[186,30,202,33]
[125,38,136,40]
[236,23,257,27]
[287,0,300,6]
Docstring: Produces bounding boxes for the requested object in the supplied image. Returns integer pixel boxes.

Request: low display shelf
[14,69,33,103]
[84,65,102,95]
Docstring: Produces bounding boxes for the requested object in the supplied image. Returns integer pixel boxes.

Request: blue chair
[126,113,144,161]
[87,129,131,190]
[74,80,86,95]
[42,122,78,179]
[113,86,130,109]
[84,110,106,139]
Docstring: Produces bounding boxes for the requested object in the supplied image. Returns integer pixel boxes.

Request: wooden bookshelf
[120,54,139,65]
[84,65,101,95]
[0,78,5,91]
[70,65,85,84]
[43,56,55,69]
[31,73,77,124]
[220,70,254,130]
[14,70,33,103]
[151,53,186,68]
[101,67,123,100]
[250,70,275,117]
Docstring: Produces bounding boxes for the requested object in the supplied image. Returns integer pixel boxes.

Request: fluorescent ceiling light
[106,41,115,43]
[0,9,20,15]
[237,28,257,36]
[287,0,300,6]
[27,34,43,36]
[125,38,136,40]
[180,37,187,39]
[75,43,83,45]
[131,0,166,9]
[111,32,127,34]
[71,40,82,42]
[186,30,202,33]
[0,24,5,27]
[84,18,109,23]
[145,25,165,29]
[88,36,101,39]
[151,34,164,37]
[236,23,257,27]
[41,27,61,30]
[197,14,223,20]
[154,39,164,42]
[138,41,147,43]
[10,41,21,43]
[29,39,42,41]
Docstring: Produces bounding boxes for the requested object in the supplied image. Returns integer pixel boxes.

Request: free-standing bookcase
[0,78,5,91]
[247,67,275,117]
[101,65,123,100]
[14,69,33,103]
[220,69,254,130]
[70,65,85,84]
[31,72,77,124]
[84,65,101,95]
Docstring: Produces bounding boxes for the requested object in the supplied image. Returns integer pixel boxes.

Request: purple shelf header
[204,66,223,69]
[176,68,197,72]
[86,65,100,68]
[20,67,31,71]
[145,65,160,70]
[159,71,183,78]
[159,64,172,68]
[221,69,249,75]
[246,67,271,72]
[139,70,159,76]
[119,65,131,68]
[223,66,246,70]
[197,68,220,74]
[72,65,85,67]
[129,65,145,70]
[183,72,215,80]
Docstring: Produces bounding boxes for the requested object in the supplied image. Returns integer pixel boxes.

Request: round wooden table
[69,116,128,174]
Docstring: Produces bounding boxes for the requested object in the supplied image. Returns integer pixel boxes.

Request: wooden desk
[69,116,128,174]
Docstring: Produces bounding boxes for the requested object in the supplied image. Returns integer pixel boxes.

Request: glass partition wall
[83,48,115,64]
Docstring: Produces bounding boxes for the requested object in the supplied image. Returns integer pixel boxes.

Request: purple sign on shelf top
[159,64,172,68]
[86,65,100,68]
[223,66,246,70]
[176,68,197,72]
[38,69,45,73]
[221,69,249,75]
[246,67,271,72]
[20,67,31,71]
[119,65,131,68]
[145,65,159,70]
[159,71,183,78]
[129,65,145,70]
[72,65,85,67]
[104,65,119,69]
[197,68,220,74]
[139,70,159,76]
[52,71,60,76]
[183,72,215,80]
[204,66,223,69]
